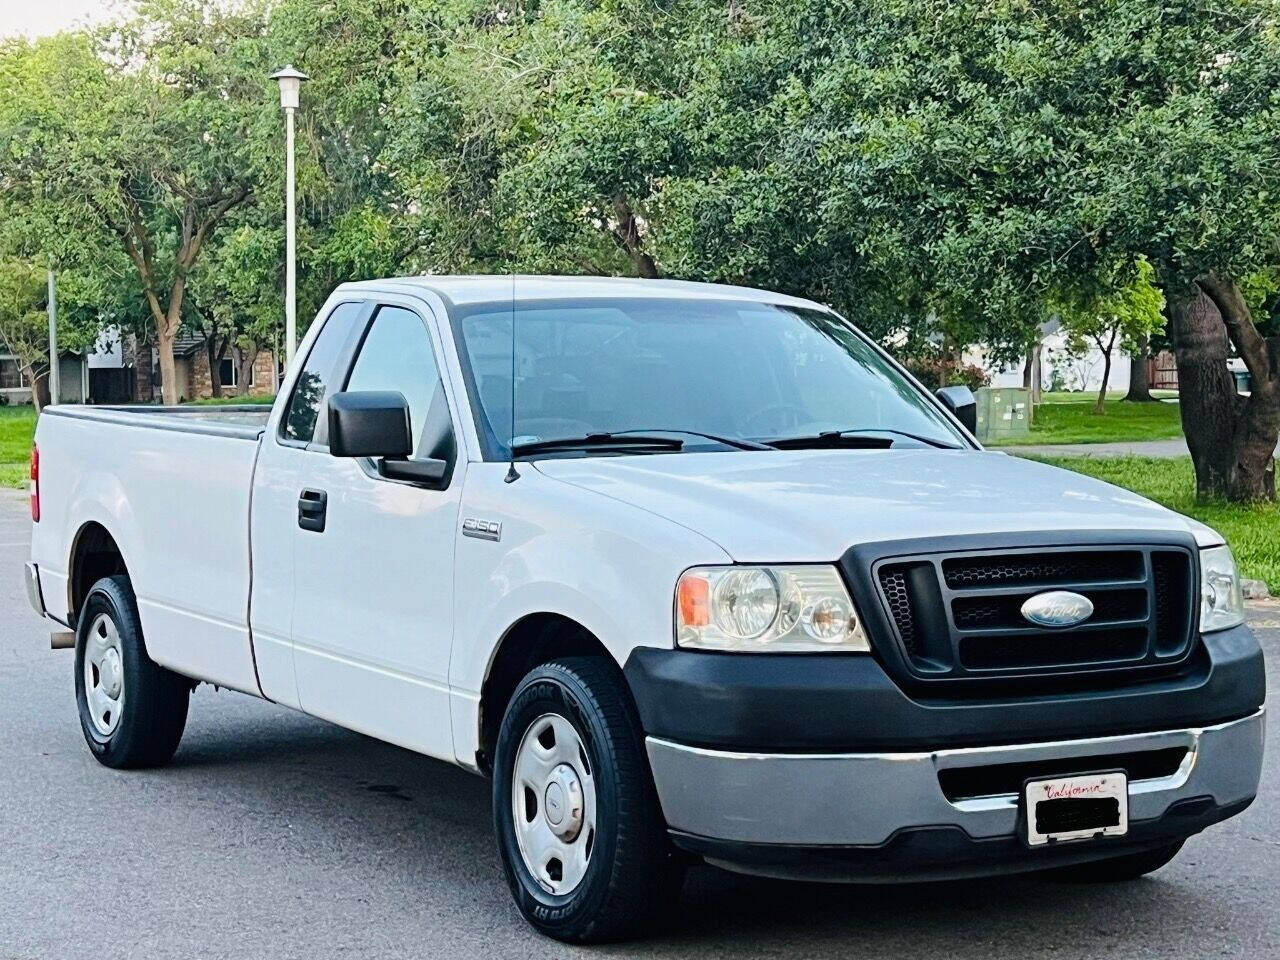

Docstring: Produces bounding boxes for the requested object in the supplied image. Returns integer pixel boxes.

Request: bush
[900,355,991,392]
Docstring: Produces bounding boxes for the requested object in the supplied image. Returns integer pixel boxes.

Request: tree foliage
[0,0,1277,498]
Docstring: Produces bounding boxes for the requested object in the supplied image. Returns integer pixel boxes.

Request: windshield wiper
[511,433,685,457]
[766,428,962,451]
[604,428,771,451]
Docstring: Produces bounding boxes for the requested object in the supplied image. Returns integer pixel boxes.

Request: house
[1,328,279,406]
[0,350,91,405]
[134,333,279,403]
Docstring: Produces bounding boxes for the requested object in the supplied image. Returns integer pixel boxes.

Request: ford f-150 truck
[25,276,1265,942]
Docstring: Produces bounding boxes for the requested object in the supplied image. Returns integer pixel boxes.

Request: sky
[0,0,114,39]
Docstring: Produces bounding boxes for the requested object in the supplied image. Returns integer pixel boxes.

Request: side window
[282,302,363,443]
[345,305,453,460]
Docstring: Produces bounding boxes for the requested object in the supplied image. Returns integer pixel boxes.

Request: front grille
[878,568,919,656]
[938,747,1188,802]
[873,545,1197,687]
[942,551,1142,589]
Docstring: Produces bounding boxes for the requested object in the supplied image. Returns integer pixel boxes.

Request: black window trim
[327,300,458,491]
[275,299,374,450]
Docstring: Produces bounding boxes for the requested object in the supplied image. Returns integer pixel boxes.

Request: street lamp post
[271,65,309,366]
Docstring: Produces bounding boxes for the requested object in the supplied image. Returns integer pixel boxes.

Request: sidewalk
[1005,438,1280,458]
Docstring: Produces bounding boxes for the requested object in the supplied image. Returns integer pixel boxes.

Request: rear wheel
[1049,839,1185,883]
[492,657,681,943]
[74,575,190,769]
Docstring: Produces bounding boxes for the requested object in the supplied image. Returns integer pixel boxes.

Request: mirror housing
[936,385,977,434]
[328,390,451,486]
[328,391,413,458]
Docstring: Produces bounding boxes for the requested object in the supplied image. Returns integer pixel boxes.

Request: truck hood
[534,449,1219,562]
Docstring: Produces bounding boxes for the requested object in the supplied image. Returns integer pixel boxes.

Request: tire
[492,657,682,943]
[1049,839,1185,883]
[74,575,190,769]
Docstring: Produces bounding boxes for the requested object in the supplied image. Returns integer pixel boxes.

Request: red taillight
[29,444,39,523]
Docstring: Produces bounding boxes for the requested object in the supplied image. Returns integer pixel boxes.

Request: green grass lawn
[183,394,276,406]
[0,405,36,490]
[991,392,1185,447]
[1034,455,1280,593]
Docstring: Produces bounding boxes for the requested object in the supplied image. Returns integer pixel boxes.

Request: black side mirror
[328,391,413,458]
[328,391,450,485]
[936,385,977,434]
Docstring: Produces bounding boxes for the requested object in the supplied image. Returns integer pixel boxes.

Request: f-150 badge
[462,518,502,542]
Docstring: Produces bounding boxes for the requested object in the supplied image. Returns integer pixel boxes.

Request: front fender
[447,462,729,765]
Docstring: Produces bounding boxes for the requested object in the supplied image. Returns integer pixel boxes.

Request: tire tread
[76,575,189,769]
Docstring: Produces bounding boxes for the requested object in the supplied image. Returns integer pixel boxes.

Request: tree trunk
[1124,332,1153,402]
[1095,351,1112,414]
[1094,328,1118,414]
[1170,284,1277,502]
[236,346,256,397]
[157,327,179,405]
[610,195,660,279]
[21,363,47,413]
[205,336,228,399]
[1022,341,1042,404]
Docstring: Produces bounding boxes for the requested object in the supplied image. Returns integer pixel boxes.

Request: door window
[345,306,453,460]
[282,301,363,443]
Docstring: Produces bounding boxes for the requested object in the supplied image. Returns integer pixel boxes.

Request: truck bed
[30,403,268,695]
[44,404,272,440]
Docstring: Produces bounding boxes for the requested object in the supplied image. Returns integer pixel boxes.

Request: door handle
[297,488,328,533]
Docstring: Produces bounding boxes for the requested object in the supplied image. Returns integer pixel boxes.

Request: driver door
[288,302,464,760]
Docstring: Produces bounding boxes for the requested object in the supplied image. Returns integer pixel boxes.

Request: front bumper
[647,709,1264,881]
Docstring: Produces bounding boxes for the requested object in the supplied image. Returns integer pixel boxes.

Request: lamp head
[270,65,309,110]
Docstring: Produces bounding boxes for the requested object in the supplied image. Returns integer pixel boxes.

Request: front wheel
[492,657,681,943]
[74,575,191,769]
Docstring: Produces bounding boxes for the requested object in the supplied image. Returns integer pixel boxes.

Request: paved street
[0,488,1275,959]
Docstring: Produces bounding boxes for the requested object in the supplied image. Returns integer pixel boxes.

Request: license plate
[1024,771,1128,846]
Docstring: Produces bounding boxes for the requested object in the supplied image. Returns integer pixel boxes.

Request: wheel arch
[68,521,130,627]
[476,612,617,774]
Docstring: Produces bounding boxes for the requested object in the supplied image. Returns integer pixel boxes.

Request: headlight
[1200,544,1245,633]
[676,565,870,652]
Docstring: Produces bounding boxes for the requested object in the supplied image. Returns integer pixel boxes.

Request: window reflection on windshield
[455,297,964,458]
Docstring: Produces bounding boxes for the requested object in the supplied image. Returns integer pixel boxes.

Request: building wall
[979,332,1136,393]
[187,347,277,400]
[0,353,86,405]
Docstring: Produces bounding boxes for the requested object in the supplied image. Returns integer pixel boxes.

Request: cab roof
[334,274,828,313]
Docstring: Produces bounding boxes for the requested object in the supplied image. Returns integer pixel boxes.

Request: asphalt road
[1,489,1275,959]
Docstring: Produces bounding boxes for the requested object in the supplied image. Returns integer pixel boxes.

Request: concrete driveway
[0,490,1275,959]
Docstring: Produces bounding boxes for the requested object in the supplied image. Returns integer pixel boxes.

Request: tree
[767,0,1280,501]
[0,262,51,409]
[1056,261,1166,413]
[0,3,271,404]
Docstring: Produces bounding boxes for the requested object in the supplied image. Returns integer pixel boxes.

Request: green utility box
[973,387,1030,443]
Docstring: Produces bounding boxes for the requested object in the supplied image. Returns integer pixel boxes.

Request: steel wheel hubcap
[512,713,596,896]
[84,613,125,737]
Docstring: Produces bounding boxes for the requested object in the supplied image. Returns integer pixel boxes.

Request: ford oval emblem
[1020,590,1094,628]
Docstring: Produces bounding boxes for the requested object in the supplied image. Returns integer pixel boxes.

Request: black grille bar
[872,544,1197,687]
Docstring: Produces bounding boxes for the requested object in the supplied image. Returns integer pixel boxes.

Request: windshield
[453,297,968,458]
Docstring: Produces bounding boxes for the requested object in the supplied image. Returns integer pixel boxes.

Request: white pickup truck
[25,276,1265,942]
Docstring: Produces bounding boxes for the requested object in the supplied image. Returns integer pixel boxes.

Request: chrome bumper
[23,561,46,618]
[646,709,1265,847]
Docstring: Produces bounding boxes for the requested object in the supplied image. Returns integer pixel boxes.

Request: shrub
[900,355,991,392]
